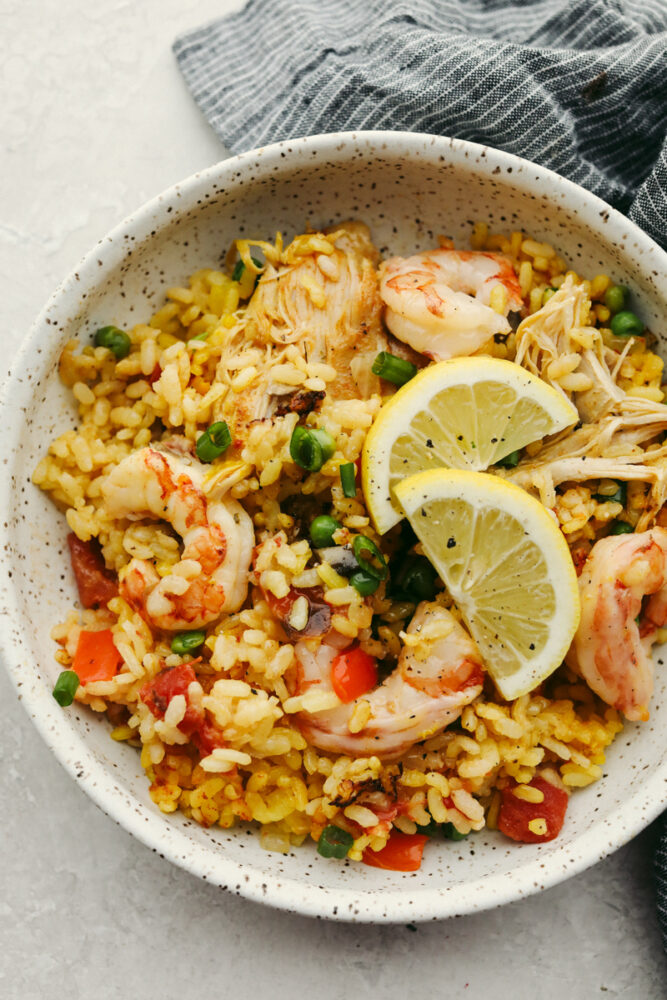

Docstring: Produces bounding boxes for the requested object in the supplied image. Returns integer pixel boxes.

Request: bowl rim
[2,129,667,923]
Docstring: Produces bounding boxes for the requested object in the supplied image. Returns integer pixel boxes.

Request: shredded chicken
[515,278,626,421]
[509,276,667,528]
[222,221,386,429]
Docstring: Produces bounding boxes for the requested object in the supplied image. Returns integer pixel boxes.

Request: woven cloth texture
[174,0,667,248]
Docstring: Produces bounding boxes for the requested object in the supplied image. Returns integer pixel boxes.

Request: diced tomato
[73,628,123,684]
[265,590,295,621]
[498,777,569,844]
[361,832,428,872]
[148,363,162,385]
[67,534,118,609]
[330,646,378,703]
[193,718,226,756]
[140,662,197,718]
[139,662,225,757]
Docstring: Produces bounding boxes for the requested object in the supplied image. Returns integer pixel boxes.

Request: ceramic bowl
[2,131,666,923]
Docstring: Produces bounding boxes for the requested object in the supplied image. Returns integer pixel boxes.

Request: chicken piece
[515,278,625,422]
[243,221,386,406]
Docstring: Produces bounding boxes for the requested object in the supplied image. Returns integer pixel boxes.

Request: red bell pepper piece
[139,662,225,755]
[361,832,428,872]
[73,628,123,684]
[330,646,378,703]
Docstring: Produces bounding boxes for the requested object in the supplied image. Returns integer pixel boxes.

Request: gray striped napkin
[174,0,667,250]
[174,0,667,940]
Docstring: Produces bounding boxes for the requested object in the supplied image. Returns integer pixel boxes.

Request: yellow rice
[36,219,662,862]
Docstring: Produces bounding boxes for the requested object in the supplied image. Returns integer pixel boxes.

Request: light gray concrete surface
[1,2,665,997]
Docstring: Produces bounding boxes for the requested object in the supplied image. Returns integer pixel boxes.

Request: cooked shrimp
[379,248,523,361]
[568,528,667,721]
[101,443,254,630]
[292,602,484,759]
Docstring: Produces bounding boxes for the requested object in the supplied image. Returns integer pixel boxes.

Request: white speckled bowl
[2,132,666,923]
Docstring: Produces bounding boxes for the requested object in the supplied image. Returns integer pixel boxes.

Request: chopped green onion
[317,824,354,859]
[309,515,341,548]
[52,670,80,707]
[196,421,232,463]
[442,822,469,841]
[352,535,388,581]
[350,570,380,596]
[232,256,264,282]
[392,555,438,602]
[542,287,557,306]
[171,630,206,655]
[593,481,627,506]
[603,284,628,315]
[340,462,357,497]
[371,351,417,386]
[289,426,336,472]
[93,325,131,359]
[496,449,520,468]
[609,520,634,535]
[609,310,644,338]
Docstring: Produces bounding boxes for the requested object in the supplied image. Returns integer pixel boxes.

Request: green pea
[603,284,628,315]
[405,561,438,601]
[350,570,380,596]
[609,520,634,535]
[609,310,644,338]
[309,515,341,548]
[170,630,206,655]
[93,325,131,359]
[542,287,557,306]
[392,555,438,602]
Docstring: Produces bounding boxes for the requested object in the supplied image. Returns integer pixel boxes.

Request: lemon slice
[362,357,577,533]
[394,468,580,700]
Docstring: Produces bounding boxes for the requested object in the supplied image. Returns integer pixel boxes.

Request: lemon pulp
[395,468,580,700]
[362,357,578,534]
